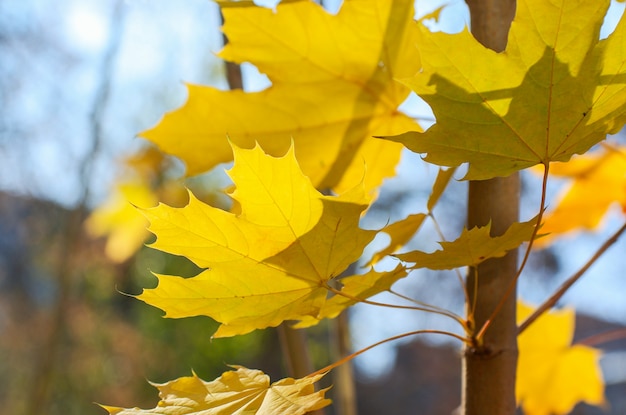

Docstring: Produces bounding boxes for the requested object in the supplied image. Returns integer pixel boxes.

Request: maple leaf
[536,145,626,246]
[141,0,421,194]
[137,143,408,337]
[386,0,626,180]
[101,367,330,415]
[395,219,537,270]
[517,301,605,415]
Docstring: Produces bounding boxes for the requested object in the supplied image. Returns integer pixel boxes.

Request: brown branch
[309,329,468,378]
[518,221,626,334]
[329,312,357,415]
[576,328,626,347]
[219,9,243,90]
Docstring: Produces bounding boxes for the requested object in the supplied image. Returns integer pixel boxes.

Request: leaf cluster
[100,0,626,414]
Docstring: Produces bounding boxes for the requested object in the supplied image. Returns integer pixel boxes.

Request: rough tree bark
[462,1,518,415]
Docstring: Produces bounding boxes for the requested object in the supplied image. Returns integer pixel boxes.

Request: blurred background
[1,0,626,414]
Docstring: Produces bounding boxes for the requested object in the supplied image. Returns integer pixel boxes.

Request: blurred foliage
[0,194,290,414]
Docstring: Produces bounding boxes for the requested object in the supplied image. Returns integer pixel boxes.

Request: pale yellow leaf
[142,0,421,194]
[101,367,330,415]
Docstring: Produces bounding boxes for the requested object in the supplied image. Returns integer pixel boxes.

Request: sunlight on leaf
[101,367,330,415]
[517,301,605,415]
[142,0,421,194]
[386,0,626,179]
[137,143,406,337]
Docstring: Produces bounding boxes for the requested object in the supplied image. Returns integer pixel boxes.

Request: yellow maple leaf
[137,143,409,337]
[396,219,537,270]
[386,0,626,180]
[101,367,330,415]
[517,301,605,415]
[142,0,421,194]
[537,145,626,246]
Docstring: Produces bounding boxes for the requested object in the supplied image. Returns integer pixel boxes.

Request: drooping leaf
[369,213,428,266]
[396,219,537,270]
[427,167,456,212]
[536,145,626,246]
[142,0,421,194]
[101,367,330,415]
[368,167,456,265]
[517,301,605,415]
[386,0,626,180]
[137,143,405,337]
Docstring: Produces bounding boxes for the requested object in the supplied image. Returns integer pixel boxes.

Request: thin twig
[324,282,467,327]
[389,288,464,320]
[576,328,626,347]
[518,220,626,334]
[308,329,468,378]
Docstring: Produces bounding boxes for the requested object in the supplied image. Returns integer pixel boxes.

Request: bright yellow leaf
[142,0,421,194]
[101,367,330,415]
[386,0,626,179]
[396,219,537,270]
[137,143,407,337]
[517,301,605,415]
[537,145,626,246]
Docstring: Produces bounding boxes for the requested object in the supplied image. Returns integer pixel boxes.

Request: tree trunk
[462,1,518,415]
